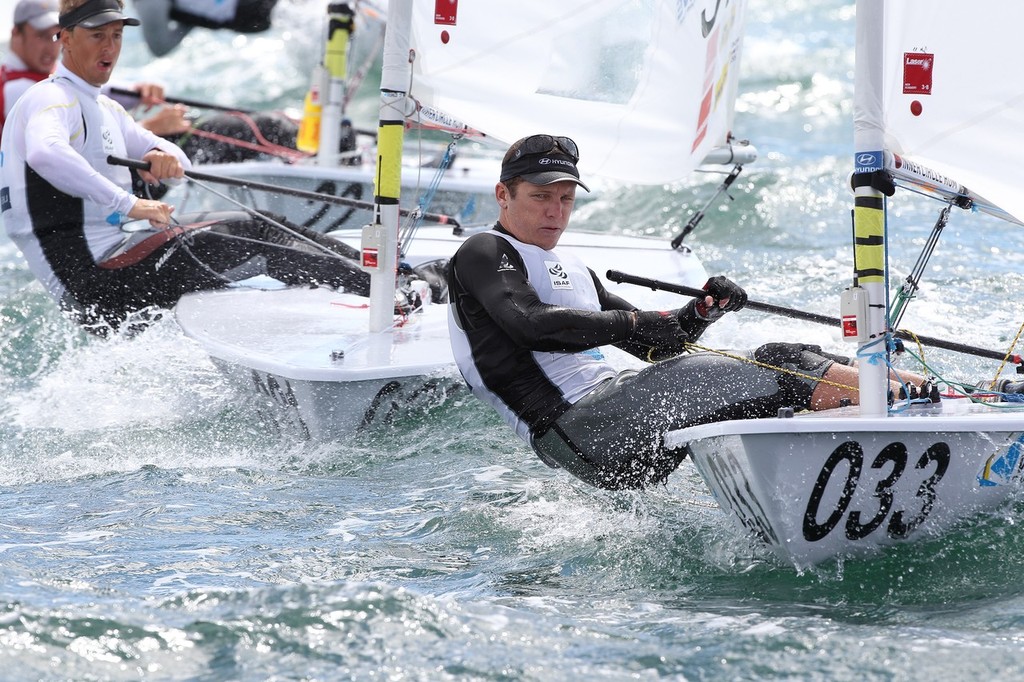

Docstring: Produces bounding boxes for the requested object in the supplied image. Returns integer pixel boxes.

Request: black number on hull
[845,442,908,540]
[803,441,863,542]
[802,440,952,543]
[704,451,780,545]
[301,181,364,231]
[250,370,311,439]
[888,443,951,539]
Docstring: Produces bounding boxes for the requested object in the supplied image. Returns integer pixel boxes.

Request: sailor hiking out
[447,134,931,490]
[0,0,374,334]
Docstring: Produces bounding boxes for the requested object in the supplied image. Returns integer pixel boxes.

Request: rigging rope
[681,335,1024,412]
[682,342,859,393]
[179,112,311,163]
[398,138,459,260]
[137,175,430,321]
[184,177,348,261]
[979,319,1024,389]
[889,204,950,330]
[882,200,1024,391]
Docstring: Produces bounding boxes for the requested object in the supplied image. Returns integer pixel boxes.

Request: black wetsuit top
[447,224,709,439]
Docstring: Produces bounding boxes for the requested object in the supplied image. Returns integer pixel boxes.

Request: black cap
[59,0,141,29]
[500,152,590,192]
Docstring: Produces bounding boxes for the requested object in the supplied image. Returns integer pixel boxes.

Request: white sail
[407,0,749,184]
[878,2,1024,224]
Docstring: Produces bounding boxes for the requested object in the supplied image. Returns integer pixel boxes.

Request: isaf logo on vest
[545,261,573,290]
[101,126,116,155]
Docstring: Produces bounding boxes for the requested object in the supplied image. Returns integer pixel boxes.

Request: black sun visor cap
[500,135,590,192]
[59,0,141,29]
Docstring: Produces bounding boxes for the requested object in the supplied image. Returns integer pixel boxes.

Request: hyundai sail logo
[855,151,882,173]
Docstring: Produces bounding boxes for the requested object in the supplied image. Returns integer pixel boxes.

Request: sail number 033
[802,440,951,542]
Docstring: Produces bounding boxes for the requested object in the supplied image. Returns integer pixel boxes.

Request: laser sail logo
[903,52,934,95]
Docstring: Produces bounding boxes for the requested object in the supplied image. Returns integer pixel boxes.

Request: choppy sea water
[4,0,1024,679]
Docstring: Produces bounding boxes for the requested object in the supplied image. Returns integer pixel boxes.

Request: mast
[318,3,355,165]
[362,0,411,331]
[850,0,889,416]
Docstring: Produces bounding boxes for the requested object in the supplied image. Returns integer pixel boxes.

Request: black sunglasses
[513,135,579,162]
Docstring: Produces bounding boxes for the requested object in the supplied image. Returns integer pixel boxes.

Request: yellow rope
[657,320,1024,404]
[895,328,927,368]
[985,318,1024,389]
[680,342,860,393]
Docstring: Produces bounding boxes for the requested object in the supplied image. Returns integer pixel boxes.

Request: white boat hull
[174,214,709,440]
[175,287,458,439]
[664,401,1024,566]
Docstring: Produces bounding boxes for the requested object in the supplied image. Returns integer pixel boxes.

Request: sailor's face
[13,24,61,75]
[497,179,577,250]
[61,21,123,87]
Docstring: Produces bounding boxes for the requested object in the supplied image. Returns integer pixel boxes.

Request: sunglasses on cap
[511,135,579,163]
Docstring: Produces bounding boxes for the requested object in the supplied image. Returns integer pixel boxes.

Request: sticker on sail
[903,52,934,95]
[545,261,573,290]
[434,0,457,25]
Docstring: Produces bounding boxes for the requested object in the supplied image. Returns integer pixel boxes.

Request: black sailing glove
[631,310,688,361]
[693,276,747,322]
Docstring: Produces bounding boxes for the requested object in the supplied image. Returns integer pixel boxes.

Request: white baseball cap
[13,0,60,30]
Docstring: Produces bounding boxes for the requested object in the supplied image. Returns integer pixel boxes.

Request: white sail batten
[880,1,1024,225]
[407,0,748,184]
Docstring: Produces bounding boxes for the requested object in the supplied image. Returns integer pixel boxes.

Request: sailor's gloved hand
[631,310,688,361]
[694,276,747,321]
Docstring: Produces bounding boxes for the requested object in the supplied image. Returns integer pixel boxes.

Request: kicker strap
[98,220,219,269]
